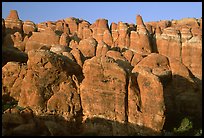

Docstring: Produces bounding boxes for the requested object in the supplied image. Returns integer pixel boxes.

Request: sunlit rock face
[2,10,202,136]
[4,10,23,35]
[129,15,152,55]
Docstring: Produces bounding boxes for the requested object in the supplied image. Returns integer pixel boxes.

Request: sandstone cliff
[2,10,202,136]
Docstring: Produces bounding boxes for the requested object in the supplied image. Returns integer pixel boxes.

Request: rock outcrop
[2,10,202,136]
[23,20,37,35]
[80,56,128,135]
[4,10,23,35]
[25,27,60,52]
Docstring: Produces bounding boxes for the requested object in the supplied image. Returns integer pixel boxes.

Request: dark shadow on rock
[116,59,134,73]
[54,30,63,36]
[151,35,158,53]
[2,109,161,136]
[81,117,161,136]
[5,27,23,36]
[2,46,28,67]
[162,74,202,134]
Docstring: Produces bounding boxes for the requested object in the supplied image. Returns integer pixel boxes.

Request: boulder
[64,17,78,34]
[77,37,97,58]
[96,41,110,57]
[77,20,91,39]
[70,48,84,67]
[37,22,47,32]
[2,62,27,100]
[59,32,70,46]
[25,27,60,52]
[23,20,36,35]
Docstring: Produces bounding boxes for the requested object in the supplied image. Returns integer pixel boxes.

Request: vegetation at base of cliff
[162,116,202,136]
[2,100,18,114]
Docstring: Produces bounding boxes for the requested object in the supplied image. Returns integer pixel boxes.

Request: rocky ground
[2,10,202,136]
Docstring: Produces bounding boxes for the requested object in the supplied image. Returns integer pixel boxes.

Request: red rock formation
[55,20,64,34]
[77,37,97,58]
[5,10,23,34]
[25,27,60,52]
[64,17,78,34]
[36,22,47,32]
[181,33,202,80]
[156,27,182,61]
[69,39,79,49]
[129,53,172,134]
[47,21,56,31]
[116,22,129,49]
[18,49,82,117]
[130,53,145,67]
[2,62,27,100]
[7,10,20,19]
[2,10,202,136]
[70,48,84,67]
[92,18,110,44]
[77,20,91,39]
[103,29,113,46]
[106,50,126,61]
[122,49,134,63]
[172,18,199,28]
[163,58,202,123]
[110,22,119,47]
[96,41,110,57]
[129,15,152,55]
[59,32,70,46]
[80,56,128,135]
[23,20,36,35]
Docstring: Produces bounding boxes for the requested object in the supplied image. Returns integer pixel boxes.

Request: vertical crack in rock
[124,73,129,124]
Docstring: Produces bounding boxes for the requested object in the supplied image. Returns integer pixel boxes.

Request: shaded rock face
[2,62,27,101]
[2,46,28,66]
[2,18,6,38]
[164,58,202,121]
[2,10,202,136]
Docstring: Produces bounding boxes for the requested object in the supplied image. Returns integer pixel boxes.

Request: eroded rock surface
[2,10,202,136]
